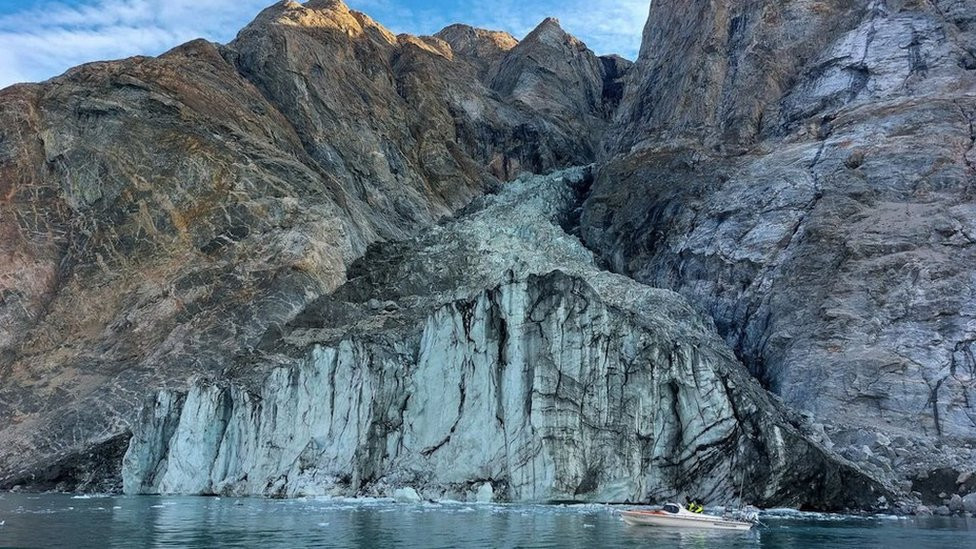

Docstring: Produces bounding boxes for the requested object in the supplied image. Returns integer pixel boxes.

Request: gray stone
[948,493,964,512]
[963,493,976,514]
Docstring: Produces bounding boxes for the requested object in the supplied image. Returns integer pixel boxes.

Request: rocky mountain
[582,0,976,500]
[1,0,974,513]
[0,0,623,492]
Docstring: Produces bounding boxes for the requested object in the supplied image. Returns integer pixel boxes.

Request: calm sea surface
[1,493,974,548]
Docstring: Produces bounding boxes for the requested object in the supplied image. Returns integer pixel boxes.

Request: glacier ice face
[123,169,891,509]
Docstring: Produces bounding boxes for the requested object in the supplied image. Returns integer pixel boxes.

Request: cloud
[0,0,270,88]
[561,0,649,57]
[0,0,650,90]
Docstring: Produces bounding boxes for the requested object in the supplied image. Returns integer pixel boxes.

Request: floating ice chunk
[475,483,494,504]
[393,487,422,503]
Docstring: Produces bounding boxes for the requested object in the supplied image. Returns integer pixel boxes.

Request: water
[0,494,974,548]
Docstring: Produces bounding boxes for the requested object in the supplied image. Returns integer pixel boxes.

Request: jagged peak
[241,0,396,44]
[434,24,519,56]
[538,17,562,29]
[522,16,585,50]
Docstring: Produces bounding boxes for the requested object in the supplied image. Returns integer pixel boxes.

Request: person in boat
[685,496,705,513]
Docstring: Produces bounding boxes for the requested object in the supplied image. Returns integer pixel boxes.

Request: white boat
[620,503,756,531]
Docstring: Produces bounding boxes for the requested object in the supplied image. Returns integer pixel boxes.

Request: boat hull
[620,511,753,531]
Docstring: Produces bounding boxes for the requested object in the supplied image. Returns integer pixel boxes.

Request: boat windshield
[663,504,681,514]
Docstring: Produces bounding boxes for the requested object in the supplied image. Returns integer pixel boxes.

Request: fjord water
[1,495,974,548]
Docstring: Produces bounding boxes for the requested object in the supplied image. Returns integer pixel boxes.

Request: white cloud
[561,0,649,57]
[0,0,270,88]
[0,0,650,89]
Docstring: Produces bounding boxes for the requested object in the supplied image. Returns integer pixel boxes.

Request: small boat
[620,503,756,531]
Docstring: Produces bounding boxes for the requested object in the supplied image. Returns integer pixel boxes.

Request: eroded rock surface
[122,169,891,509]
[582,0,976,492]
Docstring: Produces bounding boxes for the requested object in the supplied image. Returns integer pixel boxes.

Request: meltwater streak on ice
[1,495,975,548]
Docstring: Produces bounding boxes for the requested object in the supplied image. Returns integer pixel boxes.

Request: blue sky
[0,0,649,89]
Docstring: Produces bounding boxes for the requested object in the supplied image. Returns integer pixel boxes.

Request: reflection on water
[0,494,974,548]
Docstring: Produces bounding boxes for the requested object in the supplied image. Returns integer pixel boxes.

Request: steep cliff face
[488,18,619,156]
[582,0,976,486]
[609,0,976,151]
[121,169,891,509]
[0,1,622,490]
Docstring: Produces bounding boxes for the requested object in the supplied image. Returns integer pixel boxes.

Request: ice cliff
[122,169,890,509]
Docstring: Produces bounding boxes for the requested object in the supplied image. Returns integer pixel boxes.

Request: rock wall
[582,0,976,485]
[608,0,976,151]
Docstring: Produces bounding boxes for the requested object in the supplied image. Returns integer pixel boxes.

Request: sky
[0,0,650,89]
